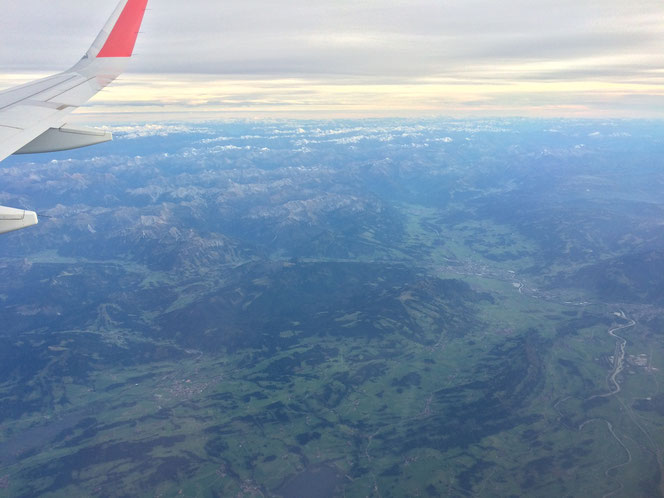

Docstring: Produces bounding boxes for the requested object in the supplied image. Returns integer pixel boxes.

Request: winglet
[86,0,148,59]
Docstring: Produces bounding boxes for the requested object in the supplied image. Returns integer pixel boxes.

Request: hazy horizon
[1,0,663,121]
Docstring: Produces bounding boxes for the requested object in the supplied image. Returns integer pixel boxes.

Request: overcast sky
[1,0,663,120]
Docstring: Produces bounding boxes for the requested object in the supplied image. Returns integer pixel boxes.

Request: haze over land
[1,119,664,496]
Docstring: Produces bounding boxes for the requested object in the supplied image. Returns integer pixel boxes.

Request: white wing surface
[0,0,149,234]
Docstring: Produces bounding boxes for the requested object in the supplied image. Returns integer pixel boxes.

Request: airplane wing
[0,0,149,234]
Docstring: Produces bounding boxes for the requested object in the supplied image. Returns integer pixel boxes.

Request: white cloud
[108,124,208,139]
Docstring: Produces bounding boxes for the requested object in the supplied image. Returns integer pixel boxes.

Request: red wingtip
[97,0,148,58]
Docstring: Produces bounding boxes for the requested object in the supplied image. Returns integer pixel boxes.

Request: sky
[1,0,663,120]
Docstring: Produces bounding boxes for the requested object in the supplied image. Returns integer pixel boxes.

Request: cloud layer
[1,0,663,118]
